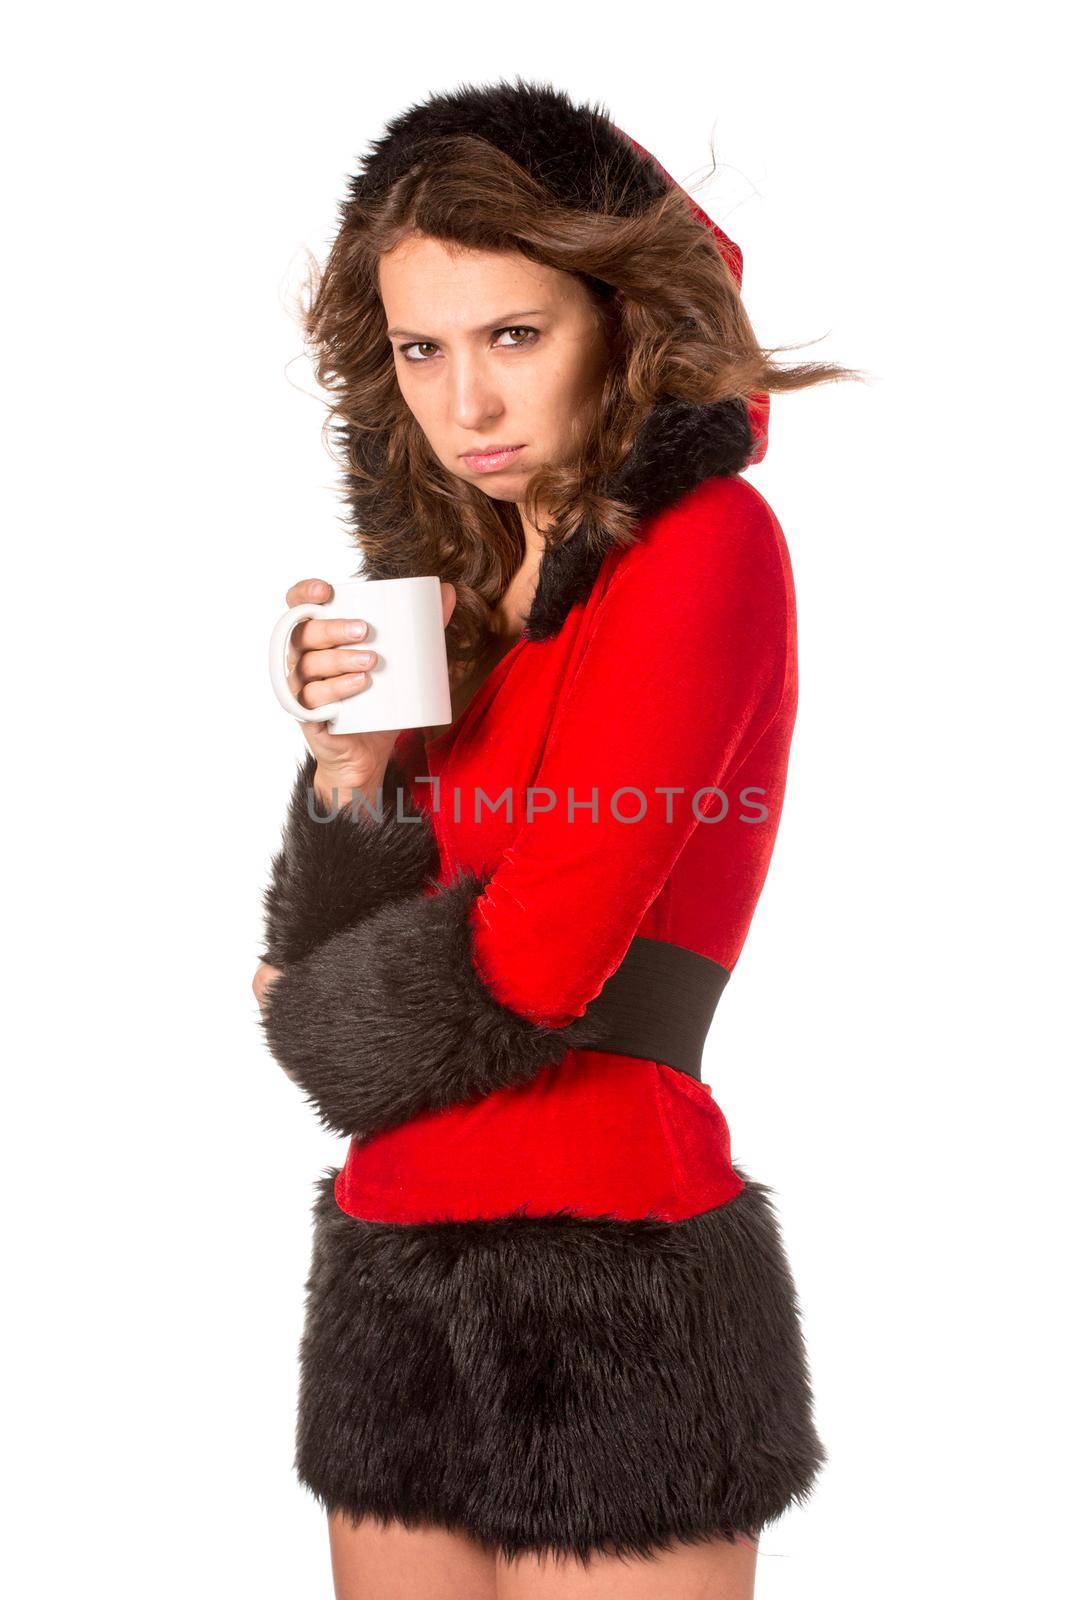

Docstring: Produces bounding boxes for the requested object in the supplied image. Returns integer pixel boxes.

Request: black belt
[563,936,729,1081]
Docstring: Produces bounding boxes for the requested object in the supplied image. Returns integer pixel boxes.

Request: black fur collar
[353,396,752,644]
[521,396,752,641]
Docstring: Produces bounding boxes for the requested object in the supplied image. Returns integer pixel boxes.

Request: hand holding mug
[271,575,457,789]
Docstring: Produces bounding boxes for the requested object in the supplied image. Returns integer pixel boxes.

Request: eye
[398,341,439,364]
[493,325,539,349]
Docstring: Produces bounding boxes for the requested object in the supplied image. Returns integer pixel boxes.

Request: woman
[255,78,854,1600]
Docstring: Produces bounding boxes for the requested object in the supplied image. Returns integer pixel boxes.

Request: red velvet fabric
[335,474,798,1224]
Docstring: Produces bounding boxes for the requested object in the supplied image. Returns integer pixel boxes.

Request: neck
[495,508,545,638]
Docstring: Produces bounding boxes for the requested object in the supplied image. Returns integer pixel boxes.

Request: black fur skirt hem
[294,1163,827,1564]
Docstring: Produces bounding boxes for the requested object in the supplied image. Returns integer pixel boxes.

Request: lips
[462,444,525,473]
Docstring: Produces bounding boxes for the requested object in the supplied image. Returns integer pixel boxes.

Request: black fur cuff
[258,869,601,1139]
[259,749,439,968]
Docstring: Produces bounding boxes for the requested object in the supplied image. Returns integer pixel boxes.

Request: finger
[285,577,333,608]
[290,644,378,685]
[285,656,369,703]
[297,671,374,710]
[287,640,379,704]
[286,614,371,669]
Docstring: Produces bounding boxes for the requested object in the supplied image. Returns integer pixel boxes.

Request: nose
[448,349,504,432]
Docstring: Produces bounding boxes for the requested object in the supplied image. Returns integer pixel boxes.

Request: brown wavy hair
[300,134,859,675]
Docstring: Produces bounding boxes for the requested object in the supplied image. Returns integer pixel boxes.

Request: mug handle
[268,603,346,722]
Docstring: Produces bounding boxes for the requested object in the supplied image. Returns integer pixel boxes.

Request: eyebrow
[385,309,548,340]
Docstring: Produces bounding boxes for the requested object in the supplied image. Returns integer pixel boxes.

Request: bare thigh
[327,1510,498,1600]
[495,1531,759,1600]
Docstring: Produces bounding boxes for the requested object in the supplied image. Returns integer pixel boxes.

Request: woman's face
[379,234,613,506]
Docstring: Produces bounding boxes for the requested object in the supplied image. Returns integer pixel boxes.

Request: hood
[619,129,770,467]
[346,78,769,641]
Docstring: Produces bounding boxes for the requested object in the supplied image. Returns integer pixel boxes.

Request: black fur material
[259,749,439,968]
[259,870,612,1140]
[346,76,755,643]
[295,1162,827,1563]
[520,396,752,642]
[349,76,671,219]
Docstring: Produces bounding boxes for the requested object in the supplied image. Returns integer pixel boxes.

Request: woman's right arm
[258,746,440,970]
[256,578,450,972]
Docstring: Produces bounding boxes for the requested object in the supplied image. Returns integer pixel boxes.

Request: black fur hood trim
[345,76,757,642]
[520,395,752,641]
[294,1161,826,1560]
[349,76,671,219]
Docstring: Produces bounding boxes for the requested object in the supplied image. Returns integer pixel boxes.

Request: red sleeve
[467,478,791,1027]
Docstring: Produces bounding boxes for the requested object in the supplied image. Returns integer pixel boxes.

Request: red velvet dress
[333,472,797,1226]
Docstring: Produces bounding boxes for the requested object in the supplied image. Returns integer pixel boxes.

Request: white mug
[268,575,453,736]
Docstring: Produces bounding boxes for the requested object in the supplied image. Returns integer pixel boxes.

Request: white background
[4,4,1062,1595]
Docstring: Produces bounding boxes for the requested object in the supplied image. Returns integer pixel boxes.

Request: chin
[480,483,522,503]
[464,474,527,504]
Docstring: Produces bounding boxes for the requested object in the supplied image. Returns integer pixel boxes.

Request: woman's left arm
[258,482,791,1139]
